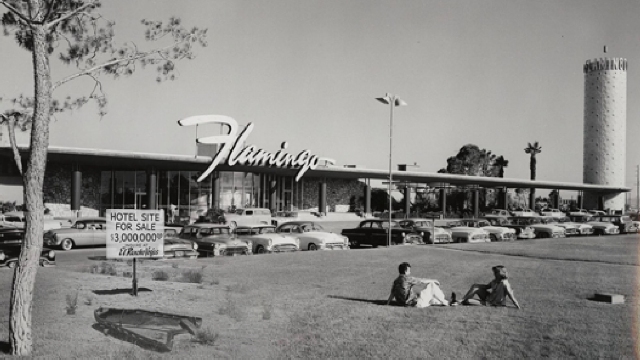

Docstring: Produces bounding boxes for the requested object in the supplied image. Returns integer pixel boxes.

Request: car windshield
[259,227,276,234]
[414,221,432,227]
[234,209,244,215]
[200,227,230,235]
[448,221,463,227]
[381,221,398,229]
[476,221,490,227]
[300,223,325,232]
[72,221,88,229]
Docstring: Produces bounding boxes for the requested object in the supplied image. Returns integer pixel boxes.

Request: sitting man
[387,262,449,308]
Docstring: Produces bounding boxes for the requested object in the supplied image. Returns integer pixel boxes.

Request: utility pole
[636,165,639,214]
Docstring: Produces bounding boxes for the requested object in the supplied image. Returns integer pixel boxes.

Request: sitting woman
[457,265,521,309]
[387,262,449,308]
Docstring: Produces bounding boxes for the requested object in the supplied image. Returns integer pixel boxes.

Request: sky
[1,0,639,203]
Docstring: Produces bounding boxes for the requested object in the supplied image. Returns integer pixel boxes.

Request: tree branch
[0,0,34,26]
[45,1,97,30]
[0,114,24,175]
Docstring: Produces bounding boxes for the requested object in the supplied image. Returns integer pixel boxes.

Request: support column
[212,172,220,210]
[577,192,583,210]
[473,188,479,218]
[71,166,82,211]
[146,169,157,210]
[269,178,277,213]
[364,179,371,216]
[529,189,536,211]
[403,186,410,217]
[501,187,509,209]
[553,189,560,209]
[319,180,327,215]
[439,187,447,218]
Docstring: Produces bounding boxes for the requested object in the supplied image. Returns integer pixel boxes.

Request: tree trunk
[10,23,51,356]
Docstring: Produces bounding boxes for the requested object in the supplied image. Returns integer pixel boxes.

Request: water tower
[582,57,627,211]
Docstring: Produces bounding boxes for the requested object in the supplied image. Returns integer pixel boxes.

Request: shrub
[122,271,133,278]
[180,270,203,284]
[66,292,78,315]
[210,278,220,285]
[192,327,219,346]
[99,262,117,276]
[152,270,170,281]
[218,294,246,322]
[172,263,179,269]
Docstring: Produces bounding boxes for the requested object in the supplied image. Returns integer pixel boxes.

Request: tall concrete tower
[583,57,627,211]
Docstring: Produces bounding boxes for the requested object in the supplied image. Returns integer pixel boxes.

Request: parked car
[277,221,349,250]
[588,210,607,216]
[568,215,620,235]
[448,222,491,243]
[487,209,511,218]
[340,220,422,248]
[235,224,299,253]
[0,228,56,268]
[397,218,452,244]
[0,211,65,230]
[270,211,300,227]
[511,208,537,217]
[590,215,637,234]
[223,208,272,228]
[44,217,107,251]
[538,216,580,236]
[162,227,199,260]
[549,217,594,236]
[509,216,565,238]
[459,219,517,242]
[484,216,536,239]
[539,208,566,218]
[179,223,252,257]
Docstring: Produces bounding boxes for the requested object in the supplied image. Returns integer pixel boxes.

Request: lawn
[0,234,637,359]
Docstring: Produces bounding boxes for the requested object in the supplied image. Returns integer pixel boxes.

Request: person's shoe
[450,301,459,306]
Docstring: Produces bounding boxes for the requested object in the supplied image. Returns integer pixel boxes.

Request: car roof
[75,217,106,222]
[402,218,433,222]
[185,223,230,228]
[277,221,317,225]
[236,224,275,229]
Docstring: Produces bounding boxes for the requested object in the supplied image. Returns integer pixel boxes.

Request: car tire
[350,240,359,249]
[60,239,74,251]
[489,234,497,242]
[256,245,266,254]
[7,261,16,269]
[229,221,237,230]
[308,243,318,251]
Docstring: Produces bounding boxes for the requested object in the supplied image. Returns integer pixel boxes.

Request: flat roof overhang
[0,146,630,194]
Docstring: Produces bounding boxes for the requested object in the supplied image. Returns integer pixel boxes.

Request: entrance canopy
[1,146,630,193]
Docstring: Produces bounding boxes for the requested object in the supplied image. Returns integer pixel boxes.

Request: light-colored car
[235,225,299,254]
[446,221,491,243]
[223,208,272,228]
[1,211,65,230]
[547,217,594,236]
[511,208,537,217]
[539,216,580,236]
[487,209,511,218]
[44,217,107,251]
[162,227,199,259]
[484,216,536,239]
[397,218,451,244]
[179,223,252,256]
[510,216,565,238]
[278,221,349,250]
[460,219,517,242]
[539,209,566,218]
[568,215,619,235]
[270,211,300,227]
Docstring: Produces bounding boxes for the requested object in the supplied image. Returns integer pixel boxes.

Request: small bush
[218,294,246,322]
[99,262,117,276]
[172,263,179,269]
[84,297,93,306]
[192,327,219,346]
[66,292,78,315]
[180,270,203,284]
[152,270,170,281]
[122,271,133,278]
[210,278,220,285]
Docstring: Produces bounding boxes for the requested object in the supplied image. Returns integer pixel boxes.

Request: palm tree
[524,141,542,180]
[525,141,542,209]
[494,156,509,178]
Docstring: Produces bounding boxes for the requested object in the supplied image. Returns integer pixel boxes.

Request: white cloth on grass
[415,282,448,308]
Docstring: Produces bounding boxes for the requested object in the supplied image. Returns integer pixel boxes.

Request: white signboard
[106,209,164,259]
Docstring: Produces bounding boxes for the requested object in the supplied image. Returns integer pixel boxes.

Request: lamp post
[376,93,407,247]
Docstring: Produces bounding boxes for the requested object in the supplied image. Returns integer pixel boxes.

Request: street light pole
[376,93,407,248]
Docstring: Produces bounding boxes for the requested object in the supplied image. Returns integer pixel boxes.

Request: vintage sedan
[546,217,594,236]
[590,215,637,234]
[539,209,566,218]
[568,215,620,235]
[341,220,422,248]
[179,223,252,257]
[44,217,107,251]
[509,216,565,238]
[459,219,517,242]
[511,208,538,217]
[0,211,66,230]
[487,209,512,218]
[0,228,55,268]
[538,216,580,236]
[484,216,536,239]
[277,221,349,250]
[397,218,452,244]
[447,222,491,243]
[162,227,199,260]
[235,225,299,254]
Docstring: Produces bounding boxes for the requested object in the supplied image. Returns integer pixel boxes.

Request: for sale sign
[106,209,164,259]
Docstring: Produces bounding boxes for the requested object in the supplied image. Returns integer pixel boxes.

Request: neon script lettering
[178,115,334,182]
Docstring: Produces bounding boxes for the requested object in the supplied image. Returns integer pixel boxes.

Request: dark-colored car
[397,218,451,244]
[179,223,252,257]
[590,215,637,234]
[341,220,423,248]
[0,228,56,268]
